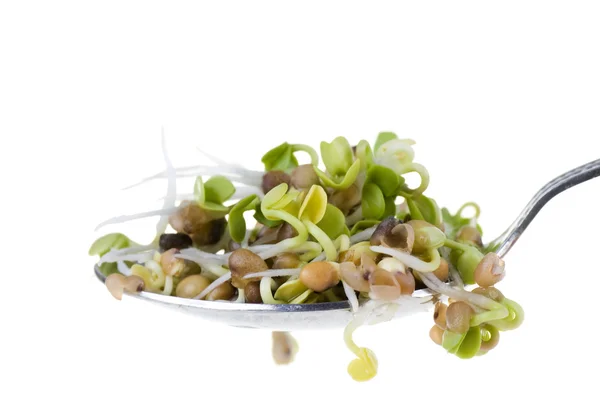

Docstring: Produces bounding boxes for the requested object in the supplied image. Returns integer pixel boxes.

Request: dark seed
[370,216,401,246]
[191,218,226,246]
[159,233,193,251]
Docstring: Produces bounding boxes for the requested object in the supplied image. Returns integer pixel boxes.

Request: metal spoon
[93,157,600,330]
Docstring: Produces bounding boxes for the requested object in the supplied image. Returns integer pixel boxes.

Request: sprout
[130,262,165,293]
[299,261,340,292]
[105,274,144,300]
[457,225,483,247]
[429,325,444,345]
[205,281,235,301]
[244,281,263,303]
[446,301,474,334]
[90,132,526,381]
[228,248,269,289]
[158,233,193,252]
[175,275,212,298]
[434,302,448,329]
[474,253,506,287]
[290,164,320,190]
[227,195,260,243]
[272,331,299,365]
[262,170,291,194]
[406,220,445,253]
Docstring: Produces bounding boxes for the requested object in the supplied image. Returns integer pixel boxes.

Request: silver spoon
[93,157,600,330]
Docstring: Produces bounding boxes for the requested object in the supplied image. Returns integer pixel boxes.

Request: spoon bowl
[94,264,435,330]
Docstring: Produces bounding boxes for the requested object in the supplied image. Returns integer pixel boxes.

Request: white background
[2,1,600,399]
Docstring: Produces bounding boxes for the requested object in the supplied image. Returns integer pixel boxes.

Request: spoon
[93,157,600,330]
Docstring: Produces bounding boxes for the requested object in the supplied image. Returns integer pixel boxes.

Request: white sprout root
[98,246,157,265]
[342,280,359,313]
[370,245,440,272]
[155,129,177,237]
[94,207,180,231]
[117,260,132,276]
[349,227,376,244]
[174,253,230,277]
[418,272,503,311]
[194,272,232,300]
[243,268,302,280]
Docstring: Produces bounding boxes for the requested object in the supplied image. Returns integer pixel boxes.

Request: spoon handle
[488,158,600,258]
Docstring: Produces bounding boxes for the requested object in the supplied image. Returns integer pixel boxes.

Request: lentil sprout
[92,131,525,382]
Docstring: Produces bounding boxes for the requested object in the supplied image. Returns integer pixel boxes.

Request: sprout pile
[90,132,524,382]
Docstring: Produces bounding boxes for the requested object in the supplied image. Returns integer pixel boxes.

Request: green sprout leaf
[314,159,361,190]
[262,183,289,209]
[374,131,398,152]
[362,182,385,219]
[320,136,354,176]
[298,185,328,224]
[317,203,347,239]
[383,196,397,219]
[454,247,484,285]
[442,330,466,353]
[261,142,299,172]
[194,176,206,206]
[488,298,525,331]
[455,326,482,359]
[89,232,131,257]
[204,176,235,204]
[253,203,283,228]
[228,195,260,242]
[406,194,442,226]
[355,140,373,169]
[274,279,309,302]
[367,165,401,197]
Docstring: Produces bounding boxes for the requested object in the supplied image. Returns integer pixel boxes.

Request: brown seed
[433,258,449,282]
[251,225,280,246]
[290,164,319,190]
[228,248,269,289]
[175,274,212,298]
[245,281,263,303]
[105,273,144,300]
[339,261,370,292]
[299,261,340,292]
[205,281,236,301]
[168,201,212,234]
[276,223,298,242]
[394,270,416,295]
[429,325,445,346]
[123,275,145,293]
[457,226,483,247]
[272,331,298,365]
[446,301,474,334]
[479,324,500,351]
[471,286,505,302]
[329,184,361,214]
[262,170,291,194]
[370,216,401,246]
[272,253,301,270]
[433,302,448,328]
[369,268,402,300]
[474,253,505,287]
